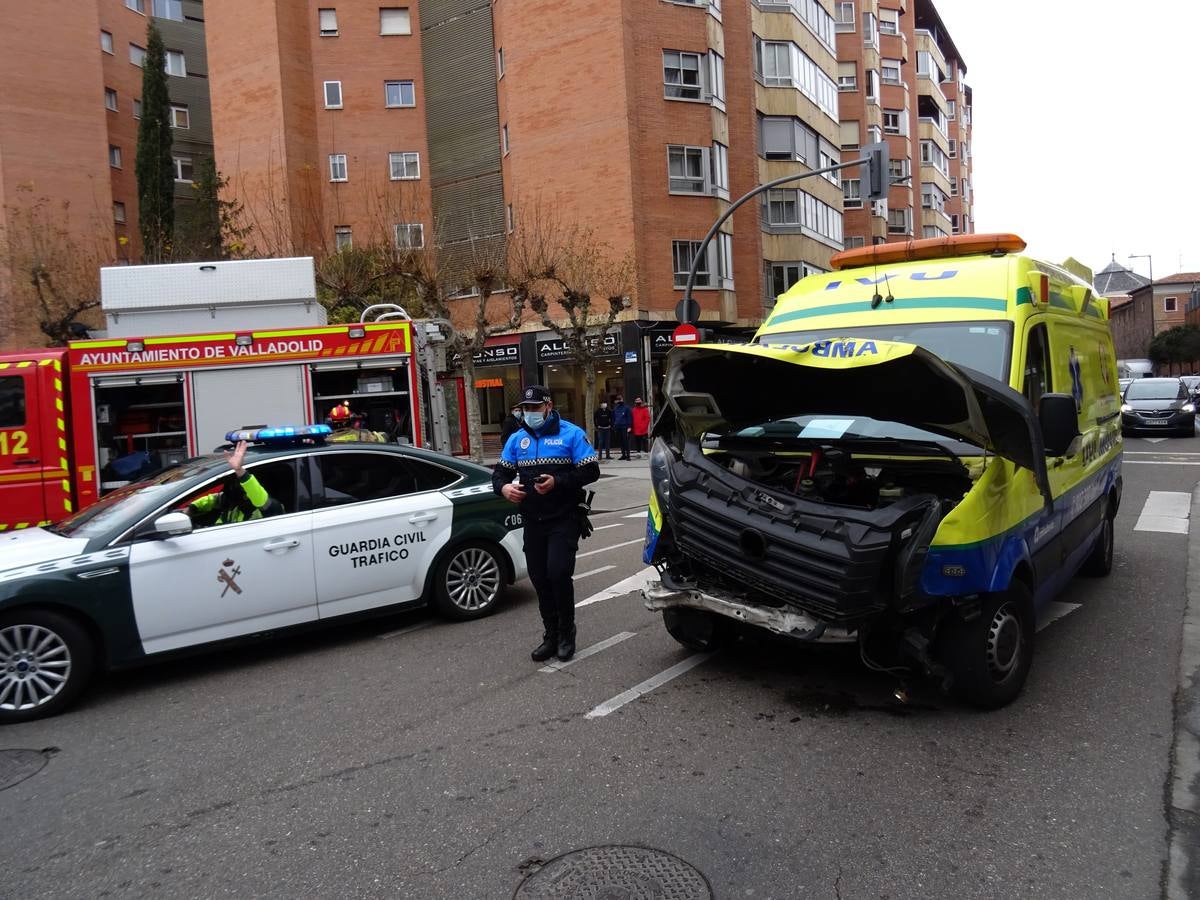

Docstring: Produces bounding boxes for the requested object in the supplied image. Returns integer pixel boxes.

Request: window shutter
[380,8,411,35]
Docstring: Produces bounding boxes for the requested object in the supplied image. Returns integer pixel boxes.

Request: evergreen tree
[136,22,175,262]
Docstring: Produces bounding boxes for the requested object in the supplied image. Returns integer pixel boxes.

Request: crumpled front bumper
[642,579,856,643]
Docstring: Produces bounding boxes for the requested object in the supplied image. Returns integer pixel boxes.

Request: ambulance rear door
[0,359,50,529]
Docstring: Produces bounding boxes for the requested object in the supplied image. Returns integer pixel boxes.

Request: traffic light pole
[679,142,888,324]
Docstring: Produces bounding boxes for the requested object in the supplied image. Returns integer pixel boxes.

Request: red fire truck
[0,321,428,531]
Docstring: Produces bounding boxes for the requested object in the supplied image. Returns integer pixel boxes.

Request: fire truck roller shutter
[191,367,308,452]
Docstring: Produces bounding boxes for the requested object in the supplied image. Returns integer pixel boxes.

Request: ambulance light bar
[224,425,332,445]
[829,233,1028,271]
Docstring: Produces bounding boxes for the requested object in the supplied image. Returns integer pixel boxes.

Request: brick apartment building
[0,0,213,349]
[205,0,847,423]
[834,0,971,246]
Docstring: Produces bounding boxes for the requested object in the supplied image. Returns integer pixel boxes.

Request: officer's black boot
[556,625,576,662]
[531,629,558,662]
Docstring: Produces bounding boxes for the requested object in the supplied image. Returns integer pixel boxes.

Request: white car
[0,431,525,723]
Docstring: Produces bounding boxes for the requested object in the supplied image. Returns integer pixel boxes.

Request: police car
[0,426,526,723]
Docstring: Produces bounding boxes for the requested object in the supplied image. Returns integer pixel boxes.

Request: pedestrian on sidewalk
[493,385,600,663]
[611,395,633,460]
[631,398,651,457]
[593,401,613,460]
[500,404,523,446]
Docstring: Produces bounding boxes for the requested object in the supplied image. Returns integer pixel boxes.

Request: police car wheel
[938,584,1035,710]
[0,609,95,725]
[432,542,506,621]
[1081,508,1115,577]
[663,608,736,652]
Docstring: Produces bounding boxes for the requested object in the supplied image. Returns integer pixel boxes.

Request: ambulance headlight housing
[649,437,673,511]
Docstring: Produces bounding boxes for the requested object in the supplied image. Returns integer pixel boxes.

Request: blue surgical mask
[524,411,545,429]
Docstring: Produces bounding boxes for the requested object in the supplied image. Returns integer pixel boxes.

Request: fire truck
[0,257,466,532]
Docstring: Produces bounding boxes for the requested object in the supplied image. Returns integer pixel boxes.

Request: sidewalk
[482,453,652,513]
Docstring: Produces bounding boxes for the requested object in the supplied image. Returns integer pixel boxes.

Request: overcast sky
[933,0,1200,282]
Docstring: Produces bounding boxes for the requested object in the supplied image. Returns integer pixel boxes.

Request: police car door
[309,450,455,618]
[127,459,317,655]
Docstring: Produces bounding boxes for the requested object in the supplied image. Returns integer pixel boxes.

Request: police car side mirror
[1038,393,1080,457]
[152,512,193,538]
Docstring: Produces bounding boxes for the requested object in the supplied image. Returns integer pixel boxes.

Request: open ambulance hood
[659,338,1053,508]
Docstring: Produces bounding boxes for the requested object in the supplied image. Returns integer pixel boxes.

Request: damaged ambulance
[642,234,1121,708]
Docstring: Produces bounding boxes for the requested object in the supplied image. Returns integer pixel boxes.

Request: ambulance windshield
[762,321,1012,382]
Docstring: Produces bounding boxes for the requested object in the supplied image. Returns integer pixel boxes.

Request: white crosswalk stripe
[1134,490,1191,534]
[578,538,643,558]
[576,567,656,608]
[539,631,637,672]
[624,511,648,519]
[585,652,716,718]
[1037,601,1081,632]
[573,565,615,581]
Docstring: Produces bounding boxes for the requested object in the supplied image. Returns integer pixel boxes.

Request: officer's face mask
[524,409,546,429]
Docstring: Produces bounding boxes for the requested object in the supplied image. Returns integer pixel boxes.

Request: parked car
[1118,377,1133,395]
[1121,378,1196,436]
[1180,375,1200,400]
[0,428,526,723]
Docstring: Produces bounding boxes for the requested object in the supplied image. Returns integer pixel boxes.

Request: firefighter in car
[186,440,278,526]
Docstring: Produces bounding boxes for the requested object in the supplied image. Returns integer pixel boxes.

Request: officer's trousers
[523,514,581,634]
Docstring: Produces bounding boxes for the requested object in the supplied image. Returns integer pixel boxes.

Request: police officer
[493,385,600,662]
[187,440,276,526]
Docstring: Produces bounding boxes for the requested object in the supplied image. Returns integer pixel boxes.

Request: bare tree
[1,188,113,346]
[509,204,636,442]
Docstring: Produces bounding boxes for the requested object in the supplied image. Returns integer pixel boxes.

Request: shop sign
[650,328,748,356]
[474,377,504,388]
[536,331,621,363]
[452,343,522,368]
[624,351,639,363]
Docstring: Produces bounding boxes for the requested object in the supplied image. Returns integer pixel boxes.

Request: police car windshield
[48,459,213,540]
[762,321,1012,382]
[729,415,982,455]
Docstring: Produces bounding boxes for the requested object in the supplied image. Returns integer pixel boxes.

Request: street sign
[672,323,701,345]
[675,297,700,324]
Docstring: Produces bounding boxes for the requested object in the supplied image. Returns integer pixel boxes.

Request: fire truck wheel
[432,542,507,621]
[0,608,96,725]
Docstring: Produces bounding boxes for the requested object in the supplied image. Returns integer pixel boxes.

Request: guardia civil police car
[0,426,525,723]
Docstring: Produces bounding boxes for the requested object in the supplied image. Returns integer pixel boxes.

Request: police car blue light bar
[225,425,333,444]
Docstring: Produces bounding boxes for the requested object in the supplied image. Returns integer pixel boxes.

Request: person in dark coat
[499,404,523,447]
[593,402,613,460]
[611,396,633,460]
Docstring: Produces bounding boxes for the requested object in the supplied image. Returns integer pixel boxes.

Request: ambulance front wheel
[937,584,1035,710]
[0,608,96,725]
[432,542,507,621]
[663,608,736,652]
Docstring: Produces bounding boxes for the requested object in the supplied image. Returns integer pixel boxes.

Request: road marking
[1144,438,1168,444]
[1134,490,1192,534]
[594,523,622,531]
[1126,451,1200,456]
[578,537,643,559]
[1125,461,1200,466]
[573,565,616,581]
[539,631,637,672]
[585,652,716,718]
[624,511,648,519]
[377,622,433,640]
[576,567,656,608]
[1037,601,1081,632]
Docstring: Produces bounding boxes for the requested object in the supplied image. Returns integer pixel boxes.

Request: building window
[753,38,838,118]
[879,8,899,34]
[708,51,726,106]
[169,103,189,128]
[882,109,904,135]
[888,158,909,181]
[1166,297,1178,313]
[113,202,127,223]
[950,177,958,197]
[319,8,338,35]
[946,99,956,120]
[380,7,411,35]
[921,184,947,212]
[716,232,734,288]
[769,263,804,300]
[840,120,859,149]
[760,116,812,162]
[862,12,877,47]
[502,124,510,154]
[105,88,118,111]
[951,214,960,234]
[385,80,415,107]
[125,0,145,13]
[133,98,142,119]
[506,204,514,234]
[173,155,194,183]
[761,190,843,242]
[842,178,862,209]
[335,226,352,251]
[882,58,901,84]
[324,81,343,108]
[109,146,122,168]
[164,50,186,76]
[388,151,420,180]
[497,47,505,77]
[672,240,710,288]
[864,69,880,103]
[329,154,348,182]
[153,0,183,20]
[844,236,866,249]
[129,43,146,66]
[394,224,424,249]
[100,31,114,54]
[668,146,705,194]
[887,206,911,234]
[835,1,854,31]
[837,62,857,91]
[920,140,950,176]
[948,138,957,158]
[663,50,703,100]
[711,142,729,195]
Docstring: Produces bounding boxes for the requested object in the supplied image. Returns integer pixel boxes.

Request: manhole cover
[0,748,55,791]
[514,845,712,900]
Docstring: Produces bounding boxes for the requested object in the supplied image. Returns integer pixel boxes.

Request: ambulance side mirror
[152,512,193,538]
[1038,393,1080,457]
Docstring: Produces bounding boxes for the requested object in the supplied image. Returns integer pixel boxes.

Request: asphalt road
[2,437,1198,899]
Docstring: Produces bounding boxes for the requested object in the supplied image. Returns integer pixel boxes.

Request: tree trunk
[461,354,485,464]
[583,358,597,445]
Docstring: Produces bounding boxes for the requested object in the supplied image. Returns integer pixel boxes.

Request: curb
[1166,487,1200,899]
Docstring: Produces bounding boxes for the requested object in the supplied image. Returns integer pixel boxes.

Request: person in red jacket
[631,398,651,456]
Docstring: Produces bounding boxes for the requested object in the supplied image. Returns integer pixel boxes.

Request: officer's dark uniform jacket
[491,412,600,522]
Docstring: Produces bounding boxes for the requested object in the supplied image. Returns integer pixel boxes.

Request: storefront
[536,329,625,423]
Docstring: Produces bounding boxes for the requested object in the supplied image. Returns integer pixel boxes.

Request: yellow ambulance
[643,234,1121,708]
